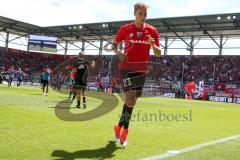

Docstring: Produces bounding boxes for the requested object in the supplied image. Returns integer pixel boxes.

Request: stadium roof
[1,12,240,53]
[1,13,240,40]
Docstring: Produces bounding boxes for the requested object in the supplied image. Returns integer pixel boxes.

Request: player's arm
[151,43,161,57]
[113,26,127,61]
[112,41,127,62]
[148,29,161,57]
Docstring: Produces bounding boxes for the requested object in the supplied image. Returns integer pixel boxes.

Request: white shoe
[120,129,128,148]
[120,139,128,148]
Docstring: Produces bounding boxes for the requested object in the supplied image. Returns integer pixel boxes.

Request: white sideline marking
[142,134,240,160]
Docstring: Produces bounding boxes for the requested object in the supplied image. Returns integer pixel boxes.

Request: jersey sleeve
[152,28,160,47]
[115,26,126,43]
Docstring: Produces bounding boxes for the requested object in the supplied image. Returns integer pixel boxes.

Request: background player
[7,66,15,87]
[0,67,4,84]
[65,64,77,101]
[42,65,51,96]
[53,73,64,91]
[16,68,27,88]
[72,52,95,109]
[112,2,161,147]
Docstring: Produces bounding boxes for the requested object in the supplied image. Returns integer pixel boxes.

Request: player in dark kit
[112,3,161,147]
[72,52,95,109]
[0,67,4,84]
[7,66,15,87]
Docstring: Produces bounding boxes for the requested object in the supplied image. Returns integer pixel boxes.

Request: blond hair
[134,2,149,14]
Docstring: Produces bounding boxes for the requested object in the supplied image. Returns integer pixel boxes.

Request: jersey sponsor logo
[129,39,149,45]
[78,64,85,69]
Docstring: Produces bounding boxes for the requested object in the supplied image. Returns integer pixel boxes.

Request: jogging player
[112,2,161,147]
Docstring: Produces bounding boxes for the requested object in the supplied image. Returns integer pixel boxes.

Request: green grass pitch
[0,85,240,160]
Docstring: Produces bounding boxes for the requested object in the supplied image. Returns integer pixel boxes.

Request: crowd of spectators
[1,47,240,86]
[150,55,240,86]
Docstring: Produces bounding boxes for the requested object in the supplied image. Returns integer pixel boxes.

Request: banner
[209,96,240,104]
[185,81,206,100]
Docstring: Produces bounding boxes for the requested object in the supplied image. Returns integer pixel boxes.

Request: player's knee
[126,99,136,107]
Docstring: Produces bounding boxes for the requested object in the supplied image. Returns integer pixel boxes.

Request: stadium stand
[1,47,240,87]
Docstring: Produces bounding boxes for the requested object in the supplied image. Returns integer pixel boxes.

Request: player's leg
[69,89,73,99]
[10,77,13,87]
[112,86,115,94]
[58,82,61,91]
[46,81,49,95]
[56,82,59,90]
[19,79,21,87]
[75,88,81,108]
[72,79,77,101]
[53,82,56,90]
[68,85,73,99]
[40,79,43,89]
[42,80,46,95]
[17,80,19,87]
[72,89,76,101]
[8,77,12,87]
[0,75,2,84]
[20,79,23,87]
[118,90,137,147]
[82,87,87,109]
[7,78,10,87]
[17,79,21,87]
[69,79,75,100]
[115,71,146,147]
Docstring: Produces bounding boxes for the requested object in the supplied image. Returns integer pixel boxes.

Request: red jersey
[115,22,160,72]
[66,65,77,79]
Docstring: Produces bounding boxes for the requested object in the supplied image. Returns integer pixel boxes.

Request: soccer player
[65,65,77,101]
[7,66,15,87]
[112,2,161,147]
[72,52,95,109]
[40,72,44,89]
[42,65,51,96]
[16,68,26,88]
[53,73,64,91]
[0,67,4,84]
